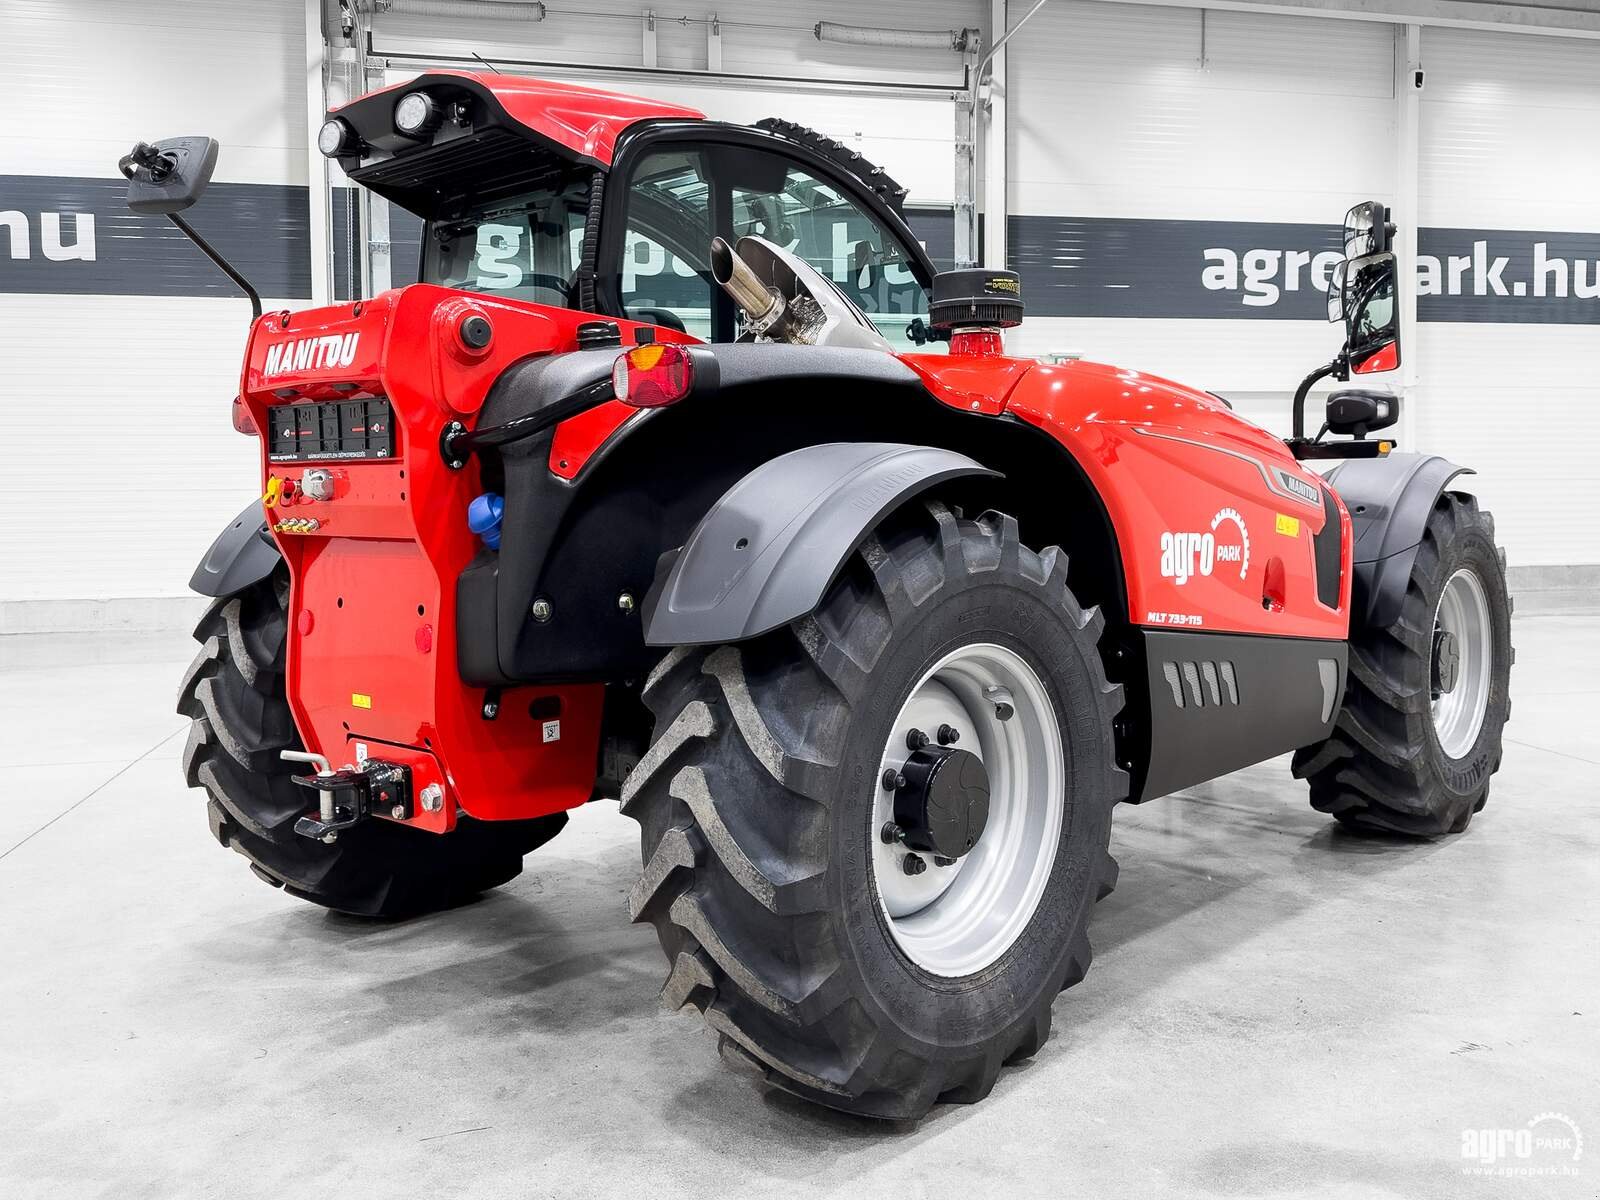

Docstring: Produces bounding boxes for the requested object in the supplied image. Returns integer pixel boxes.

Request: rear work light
[317,118,358,158]
[612,343,694,408]
[395,91,443,138]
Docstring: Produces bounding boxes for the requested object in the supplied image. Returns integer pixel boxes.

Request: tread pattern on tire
[625,500,1126,1119]
[1292,492,1512,836]
[176,570,565,917]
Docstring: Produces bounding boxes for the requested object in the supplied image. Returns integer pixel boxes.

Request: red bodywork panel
[333,70,704,166]
[239,288,691,831]
[897,335,1348,642]
[994,359,1351,640]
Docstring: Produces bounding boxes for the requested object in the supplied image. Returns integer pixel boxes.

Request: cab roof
[335,69,704,167]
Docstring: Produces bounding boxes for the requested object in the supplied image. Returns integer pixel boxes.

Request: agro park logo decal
[262,332,361,378]
[1159,508,1250,586]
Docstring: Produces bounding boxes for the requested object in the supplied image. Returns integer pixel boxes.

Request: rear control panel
[269,397,394,462]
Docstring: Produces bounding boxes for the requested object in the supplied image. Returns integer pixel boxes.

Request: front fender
[189,501,281,598]
[1326,452,1474,630]
[642,442,998,646]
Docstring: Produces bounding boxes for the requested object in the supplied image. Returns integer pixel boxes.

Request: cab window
[608,139,930,346]
[728,154,929,348]
[423,174,589,306]
[611,148,715,339]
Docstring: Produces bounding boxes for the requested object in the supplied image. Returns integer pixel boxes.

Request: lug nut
[531,598,553,623]
[905,728,929,752]
[936,724,960,746]
[390,804,406,820]
[420,783,444,813]
[880,821,904,845]
[902,853,928,876]
[617,592,636,614]
[933,855,958,868]
[881,768,906,791]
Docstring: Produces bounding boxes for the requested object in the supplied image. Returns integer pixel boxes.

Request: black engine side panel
[1138,630,1346,802]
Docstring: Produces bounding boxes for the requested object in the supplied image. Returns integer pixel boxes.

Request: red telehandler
[123,71,1511,1119]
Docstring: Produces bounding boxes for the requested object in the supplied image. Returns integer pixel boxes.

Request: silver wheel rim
[871,643,1064,978]
[1432,568,1492,760]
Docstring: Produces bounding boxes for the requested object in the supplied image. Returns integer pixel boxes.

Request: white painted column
[1394,22,1422,447]
[304,0,331,306]
[983,0,1009,272]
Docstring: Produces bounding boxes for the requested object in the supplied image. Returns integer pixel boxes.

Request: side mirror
[119,136,219,215]
[1343,199,1392,259]
[1325,388,1399,438]
[1326,260,1347,322]
[1344,253,1399,374]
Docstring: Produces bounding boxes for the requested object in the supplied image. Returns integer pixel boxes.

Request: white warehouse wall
[1410,26,1600,568]
[4,0,1597,634]
[1002,1,1600,569]
[0,0,310,631]
[1004,2,1397,420]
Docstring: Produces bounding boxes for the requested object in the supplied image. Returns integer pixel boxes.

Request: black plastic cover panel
[643,441,997,646]
[268,398,393,462]
[1140,630,1346,802]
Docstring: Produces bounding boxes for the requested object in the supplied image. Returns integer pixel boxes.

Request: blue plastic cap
[467,492,505,550]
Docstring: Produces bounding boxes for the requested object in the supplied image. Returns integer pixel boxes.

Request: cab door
[597,126,936,347]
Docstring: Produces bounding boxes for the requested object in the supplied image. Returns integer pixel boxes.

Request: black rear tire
[624,500,1126,1119]
[177,568,565,917]
[1293,492,1512,835]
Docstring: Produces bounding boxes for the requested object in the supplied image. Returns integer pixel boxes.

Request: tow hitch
[281,750,414,842]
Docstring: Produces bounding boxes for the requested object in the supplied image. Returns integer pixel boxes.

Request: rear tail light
[612,343,693,408]
[231,395,258,436]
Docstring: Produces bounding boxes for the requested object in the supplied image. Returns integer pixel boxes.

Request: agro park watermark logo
[0,208,96,262]
[1460,1112,1583,1179]
[1159,509,1250,586]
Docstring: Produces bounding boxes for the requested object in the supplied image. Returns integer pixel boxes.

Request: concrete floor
[1,613,1595,1200]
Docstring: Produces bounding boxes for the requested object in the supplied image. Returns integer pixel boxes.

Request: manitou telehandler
[127,70,1511,1120]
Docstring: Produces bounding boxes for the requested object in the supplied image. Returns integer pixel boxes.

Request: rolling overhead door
[348,3,976,292]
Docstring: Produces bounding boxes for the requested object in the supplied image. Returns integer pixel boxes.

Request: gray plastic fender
[643,442,999,647]
[188,500,281,598]
[1326,451,1473,631]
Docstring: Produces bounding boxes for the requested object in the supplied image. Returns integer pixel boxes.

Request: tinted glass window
[422,175,589,306]
[612,149,715,339]
[728,154,928,347]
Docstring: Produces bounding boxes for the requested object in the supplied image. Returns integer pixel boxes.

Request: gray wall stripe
[5,175,1597,324]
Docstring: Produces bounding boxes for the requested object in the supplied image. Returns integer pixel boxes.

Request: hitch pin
[281,750,336,823]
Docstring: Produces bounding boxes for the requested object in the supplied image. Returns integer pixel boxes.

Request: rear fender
[1326,452,1474,630]
[189,501,281,597]
[642,442,999,646]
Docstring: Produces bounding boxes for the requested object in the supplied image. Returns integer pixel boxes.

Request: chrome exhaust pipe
[710,237,784,332]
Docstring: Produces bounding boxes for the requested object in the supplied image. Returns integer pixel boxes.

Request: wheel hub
[871,643,1065,978]
[1431,567,1493,760]
[1431,627,1460,697]
[893,746,991,859]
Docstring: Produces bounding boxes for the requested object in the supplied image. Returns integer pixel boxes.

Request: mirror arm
[1291,354,1347,441]
[167,211,262,321]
